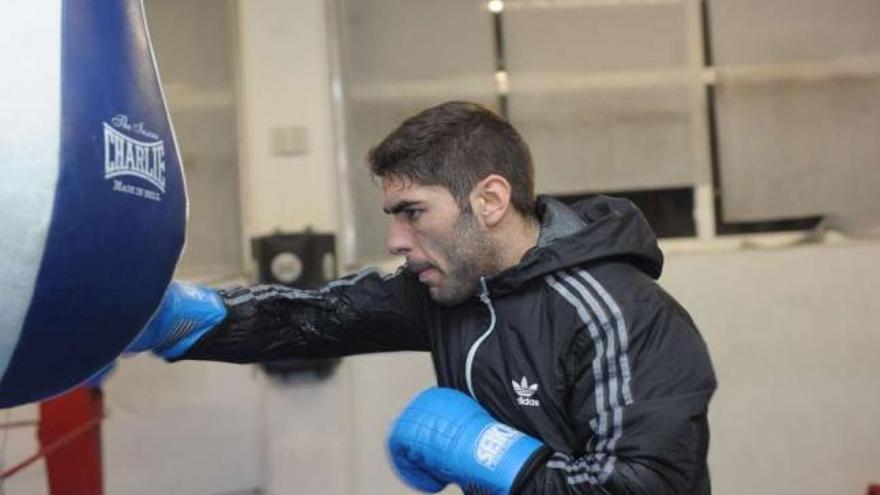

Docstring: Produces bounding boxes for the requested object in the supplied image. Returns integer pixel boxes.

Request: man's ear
[470,174,511,228]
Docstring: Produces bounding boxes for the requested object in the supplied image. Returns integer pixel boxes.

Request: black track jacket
[180,196,717,494]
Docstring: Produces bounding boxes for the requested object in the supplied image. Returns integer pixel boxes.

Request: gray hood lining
[536,197,587,248]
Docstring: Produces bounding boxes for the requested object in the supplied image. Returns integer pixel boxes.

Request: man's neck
[495,213,541,271]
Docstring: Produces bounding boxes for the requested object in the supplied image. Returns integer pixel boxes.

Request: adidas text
[516,396,540,407]
[512,376,541,407]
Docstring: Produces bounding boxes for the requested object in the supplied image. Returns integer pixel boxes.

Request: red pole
[35,387,104,495]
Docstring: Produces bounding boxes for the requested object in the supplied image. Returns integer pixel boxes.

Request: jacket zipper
[465,277,496,400]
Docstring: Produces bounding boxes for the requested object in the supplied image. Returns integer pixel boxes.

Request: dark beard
[429,211,501,306]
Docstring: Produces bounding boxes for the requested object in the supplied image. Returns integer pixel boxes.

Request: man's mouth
[417,267,440,283]
[406,261,439,283]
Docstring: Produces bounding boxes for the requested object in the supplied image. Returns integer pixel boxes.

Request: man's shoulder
[541,260,656,300]
[540,260,690,329]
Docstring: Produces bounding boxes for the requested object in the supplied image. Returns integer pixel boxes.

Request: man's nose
[386,219,412,257]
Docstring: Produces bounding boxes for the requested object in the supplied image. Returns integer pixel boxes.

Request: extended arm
[131,269,432,363]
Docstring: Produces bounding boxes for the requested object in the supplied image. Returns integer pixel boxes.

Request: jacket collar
[485,195,663,296]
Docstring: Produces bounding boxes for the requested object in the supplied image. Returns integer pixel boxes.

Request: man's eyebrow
[383,200,419,215]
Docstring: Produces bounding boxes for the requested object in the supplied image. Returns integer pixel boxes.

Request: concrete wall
[1,360,264,495]
[663,241,880,495]
[145,0,245,282]
[236,0,338,242]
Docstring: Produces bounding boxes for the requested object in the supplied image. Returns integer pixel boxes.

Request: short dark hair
[367,101,536,217]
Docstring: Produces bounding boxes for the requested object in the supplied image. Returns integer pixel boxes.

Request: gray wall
[144,0,245,281]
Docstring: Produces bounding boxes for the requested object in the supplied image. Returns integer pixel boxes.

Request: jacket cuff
[510,445,554,494]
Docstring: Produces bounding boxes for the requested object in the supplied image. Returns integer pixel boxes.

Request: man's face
[382,177,500,306]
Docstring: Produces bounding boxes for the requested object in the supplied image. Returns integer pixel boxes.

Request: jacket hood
[488,195,664,294]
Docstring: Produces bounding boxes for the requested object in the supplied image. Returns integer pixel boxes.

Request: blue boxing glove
[126,281,227,359]
[387,387,549,494]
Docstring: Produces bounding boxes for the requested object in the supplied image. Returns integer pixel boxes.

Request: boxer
[133,102,716,494]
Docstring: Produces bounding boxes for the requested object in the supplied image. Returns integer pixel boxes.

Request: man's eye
[404,209,422,221]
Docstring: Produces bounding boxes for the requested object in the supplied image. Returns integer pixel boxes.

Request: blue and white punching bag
[0,0,187,407]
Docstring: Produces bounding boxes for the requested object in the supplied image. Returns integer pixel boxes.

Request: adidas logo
[512,376,540,407]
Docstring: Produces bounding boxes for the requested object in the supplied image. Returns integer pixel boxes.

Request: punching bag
[0,0,187,407]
